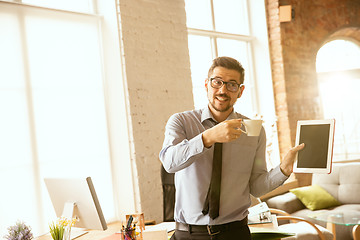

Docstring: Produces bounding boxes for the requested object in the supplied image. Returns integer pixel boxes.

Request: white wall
[117,0,193,222]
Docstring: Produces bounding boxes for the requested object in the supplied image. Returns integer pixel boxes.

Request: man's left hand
[280,143,305,176]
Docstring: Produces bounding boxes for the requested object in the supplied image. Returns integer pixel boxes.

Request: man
[159,56,304,240]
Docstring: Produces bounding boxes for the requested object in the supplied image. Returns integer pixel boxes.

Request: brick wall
[266,0,360,185]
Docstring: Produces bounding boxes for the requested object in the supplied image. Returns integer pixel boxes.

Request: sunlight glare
[316,39,360,72]
[316,39,360,160]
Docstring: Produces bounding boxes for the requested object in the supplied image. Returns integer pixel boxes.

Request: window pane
[217,38,254,116]
[217,38,248,66]
[188,35,213,109]
[213,0,249,35]
[23,0,93,13]
[184,0,213,30]
[319,78,360,160]
[0,5,38,235]
[185,1,280,168]
[316,40,360,72]
[0,3,114,236]
[24,11,114,227]
[317,40,360,161]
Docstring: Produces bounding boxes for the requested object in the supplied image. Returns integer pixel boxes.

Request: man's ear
[205,78,209,90]
[237,85,245,98]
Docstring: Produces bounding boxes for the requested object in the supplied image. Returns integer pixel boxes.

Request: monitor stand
[69,228,88,240]
[62,202,88,240]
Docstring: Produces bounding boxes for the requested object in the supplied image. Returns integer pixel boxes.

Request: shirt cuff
[275,165,289,182]
[187,133,206,155]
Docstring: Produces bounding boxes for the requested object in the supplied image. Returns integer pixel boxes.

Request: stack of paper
[248,203,295,239]
[248,202,273,225]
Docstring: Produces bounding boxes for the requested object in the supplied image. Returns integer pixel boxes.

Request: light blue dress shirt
[159,107,288,225]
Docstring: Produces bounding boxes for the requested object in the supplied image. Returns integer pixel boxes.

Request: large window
[0,0,127,236]
[185,0,254,114]
[184,0,280,168]
[316,39,360,161]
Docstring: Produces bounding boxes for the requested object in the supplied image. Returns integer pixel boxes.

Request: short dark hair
[208,56,245,84]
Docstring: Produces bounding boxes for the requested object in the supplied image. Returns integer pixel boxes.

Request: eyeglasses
[209,77,243,92]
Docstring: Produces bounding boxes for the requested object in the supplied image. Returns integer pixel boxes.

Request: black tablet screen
[297,124,330,168]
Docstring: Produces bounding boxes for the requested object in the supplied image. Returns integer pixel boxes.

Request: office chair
[160,165,175,222]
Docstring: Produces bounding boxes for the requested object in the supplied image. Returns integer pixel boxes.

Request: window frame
[0,0,133,236]
[185,0,280,168]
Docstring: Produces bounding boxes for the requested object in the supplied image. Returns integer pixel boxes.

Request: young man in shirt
[159,56,304,240]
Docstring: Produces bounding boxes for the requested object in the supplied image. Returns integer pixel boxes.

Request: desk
[36,220,294,240]
[36,222,121,240]
[309,211,360,240]
[36,222,170,240]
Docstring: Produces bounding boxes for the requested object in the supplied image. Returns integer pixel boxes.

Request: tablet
[293,119,335,174]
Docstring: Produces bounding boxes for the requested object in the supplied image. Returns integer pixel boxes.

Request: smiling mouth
[215,95,230,102]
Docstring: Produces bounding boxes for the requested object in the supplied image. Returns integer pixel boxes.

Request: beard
[208,93,234,112]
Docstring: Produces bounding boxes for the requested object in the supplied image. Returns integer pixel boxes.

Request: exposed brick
[266,0,360,161]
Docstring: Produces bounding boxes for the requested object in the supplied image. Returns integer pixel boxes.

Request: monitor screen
[44,177,107,232]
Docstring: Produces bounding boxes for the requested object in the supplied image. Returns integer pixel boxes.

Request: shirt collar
[201,106,237,124]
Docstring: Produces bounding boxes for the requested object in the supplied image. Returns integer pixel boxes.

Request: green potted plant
[49,217,76,240]
[4,221,33,240]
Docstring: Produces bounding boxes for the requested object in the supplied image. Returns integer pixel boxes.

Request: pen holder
[120,227,136,240]
[125,213,144,240]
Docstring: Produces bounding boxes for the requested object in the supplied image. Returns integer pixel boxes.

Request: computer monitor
[44,177,108,233]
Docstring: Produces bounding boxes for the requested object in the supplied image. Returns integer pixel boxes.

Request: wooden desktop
[36,221,170,240]
[36,222,120,240]
[35,217,292,240]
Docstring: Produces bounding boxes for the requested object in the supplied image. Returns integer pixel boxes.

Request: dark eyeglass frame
[208,77,243,92]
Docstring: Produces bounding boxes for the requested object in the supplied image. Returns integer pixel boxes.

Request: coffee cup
[240,119,263,136]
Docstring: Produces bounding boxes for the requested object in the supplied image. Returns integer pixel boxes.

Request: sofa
[265,162,360,240]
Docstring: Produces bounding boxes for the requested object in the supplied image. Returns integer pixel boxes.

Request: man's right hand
[202,119,244,148]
